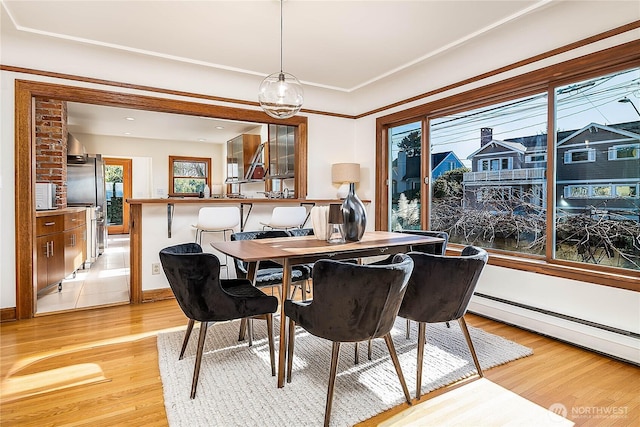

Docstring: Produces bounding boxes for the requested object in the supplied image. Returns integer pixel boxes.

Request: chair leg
[416,322,426,399]
[406,318,411,339]
[286,318,296,382]
[354,342,359,365]
[238,318,247,341]
[383,333,412,404]
[248,318,254,347]
[266,314,276,377]
[367,339,372,361]
[179,319,195,360]
[458,317,484,377]
[190,321,209,399]
[324,342,341,427]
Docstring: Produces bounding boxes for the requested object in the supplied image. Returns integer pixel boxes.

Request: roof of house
[504,120,640,149]
[467,140,526,159]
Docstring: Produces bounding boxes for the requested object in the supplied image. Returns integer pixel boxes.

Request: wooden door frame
[14,79,307,319]
[104,158,132,235]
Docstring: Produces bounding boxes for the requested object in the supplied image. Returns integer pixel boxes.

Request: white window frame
[608,143,640,161]
[564,148,596,164]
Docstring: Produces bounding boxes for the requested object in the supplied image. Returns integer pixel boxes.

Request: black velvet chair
[159,243,278,399]
[367,230,450,358]
[398,230,449,337]
[284,255,415,427]
[400,246,488,399]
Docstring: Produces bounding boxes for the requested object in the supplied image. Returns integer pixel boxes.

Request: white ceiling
[0,0,561,142]
[2,0,548,91]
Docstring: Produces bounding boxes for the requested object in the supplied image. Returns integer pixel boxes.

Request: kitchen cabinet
[36,215,65,293]
[226,134,262,183]
[36,209,87,294]
[64,210,87,276]
[268,124,295,178]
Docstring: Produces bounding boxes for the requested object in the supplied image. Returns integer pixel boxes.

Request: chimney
[481,128,493,146]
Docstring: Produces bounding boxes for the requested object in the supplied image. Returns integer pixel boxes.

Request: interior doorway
[104,158,132,235]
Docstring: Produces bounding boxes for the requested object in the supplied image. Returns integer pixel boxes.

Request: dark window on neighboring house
[480,157,512,171]
[526,153,547,163]
[608,144,639,160]
[564,148,596,163]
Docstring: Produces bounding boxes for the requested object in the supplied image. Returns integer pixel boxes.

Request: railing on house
[463,167,546,182]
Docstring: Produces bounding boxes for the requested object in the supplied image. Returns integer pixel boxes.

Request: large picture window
[429,92,548,256]
[380,63,640,282]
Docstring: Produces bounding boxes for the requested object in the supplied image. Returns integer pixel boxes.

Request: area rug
[157,318,532,427]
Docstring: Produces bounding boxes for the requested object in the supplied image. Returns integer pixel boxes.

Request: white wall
[76,133,226,198]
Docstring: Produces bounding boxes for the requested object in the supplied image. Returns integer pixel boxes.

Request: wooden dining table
[210,230,445,388]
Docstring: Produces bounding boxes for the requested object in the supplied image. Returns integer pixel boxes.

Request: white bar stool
[192,206,240,275]
[260,206,307,231]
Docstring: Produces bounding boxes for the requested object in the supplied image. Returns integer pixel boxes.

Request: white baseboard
[469,295,639,365]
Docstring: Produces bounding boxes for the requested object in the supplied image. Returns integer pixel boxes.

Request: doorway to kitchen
[36,156,133,315]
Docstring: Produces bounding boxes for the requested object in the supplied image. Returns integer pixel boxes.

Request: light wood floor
[1,299,638,426]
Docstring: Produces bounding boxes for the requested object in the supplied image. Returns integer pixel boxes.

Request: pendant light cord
[279,0,283,73]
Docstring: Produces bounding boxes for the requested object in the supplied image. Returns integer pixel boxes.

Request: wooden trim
[142,288,175,302]
[129,204,142,304]
[376,42,640,292]
[1,307,17,322]
[0,65,353,119]
[15,83,35,320]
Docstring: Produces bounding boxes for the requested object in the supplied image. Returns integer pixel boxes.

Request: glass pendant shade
[259,72,304,119]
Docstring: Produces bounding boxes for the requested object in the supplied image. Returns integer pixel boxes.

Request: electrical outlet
[151,263,161,275]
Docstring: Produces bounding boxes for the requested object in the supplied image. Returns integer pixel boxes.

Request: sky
[390,67,640,162]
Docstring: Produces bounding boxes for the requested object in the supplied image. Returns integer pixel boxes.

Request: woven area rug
[157,317,532,427]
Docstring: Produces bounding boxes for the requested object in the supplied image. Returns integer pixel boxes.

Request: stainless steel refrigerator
[67,154,107,260]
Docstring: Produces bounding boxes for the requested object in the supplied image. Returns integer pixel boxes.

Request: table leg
[278,258,292,388]
[239,261,259,341]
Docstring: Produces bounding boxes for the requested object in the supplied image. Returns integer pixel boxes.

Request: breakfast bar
[125,197,367,304]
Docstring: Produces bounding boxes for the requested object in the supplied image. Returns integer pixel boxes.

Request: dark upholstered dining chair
[363,230,450,361]
[284,255,415,427]
[398,230,449,337]
[400,246,488,399]
[159,243,278,399]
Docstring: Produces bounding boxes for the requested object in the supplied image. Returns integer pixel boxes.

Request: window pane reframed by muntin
[555,67,640,271]
[429,92,548,257]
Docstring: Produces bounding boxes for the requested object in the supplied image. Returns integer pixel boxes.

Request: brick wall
[35,98,67,208]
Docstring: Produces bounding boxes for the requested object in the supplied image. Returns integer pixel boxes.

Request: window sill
[446,244,639,292]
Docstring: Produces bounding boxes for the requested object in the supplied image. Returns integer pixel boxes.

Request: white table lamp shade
[331,163,360,184]
[332,163,360,198]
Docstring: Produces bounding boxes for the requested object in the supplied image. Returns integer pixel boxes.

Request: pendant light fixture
[258,0,304,119]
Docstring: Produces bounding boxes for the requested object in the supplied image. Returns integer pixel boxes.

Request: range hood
[67,133,88,164]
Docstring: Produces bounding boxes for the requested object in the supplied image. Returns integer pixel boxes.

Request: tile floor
[36,235,130,314]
